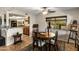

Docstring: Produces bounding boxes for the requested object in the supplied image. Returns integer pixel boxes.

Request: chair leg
[38,47,42,51]
[33,42,34,51]
[40,47,42,51]
[75,39,77,48]
[45,40,47,51]
[33,44,35,51]
[68,32,71,43]
[45,44,47,51]
[68,38,69,43]
[68,37,70,43]
[74,32,77,48]
[77,44,79,51]
[53,45,56,51]
[55,45,58,51]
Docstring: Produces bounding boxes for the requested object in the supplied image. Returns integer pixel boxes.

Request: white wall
[35,14,47,32]
[63,8,79,24]
[28,13,36,37]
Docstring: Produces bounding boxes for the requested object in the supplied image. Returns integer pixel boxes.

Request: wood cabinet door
[23,26,29,35]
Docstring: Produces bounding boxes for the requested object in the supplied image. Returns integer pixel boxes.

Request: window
[46,16,67,29]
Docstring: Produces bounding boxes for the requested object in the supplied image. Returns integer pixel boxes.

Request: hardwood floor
[58,35,77,51]
[65,42,77,51]
[0,35,77,51]
[57,40,77,51]
[0,35,32,51]
[21,40,77,51]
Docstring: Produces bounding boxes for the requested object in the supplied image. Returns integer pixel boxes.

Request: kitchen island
[1,27,23,46]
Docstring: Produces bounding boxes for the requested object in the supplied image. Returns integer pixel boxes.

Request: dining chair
[76,37,79,51]
[68,20,78,47]
[50,31,58,51]
[68,30,77,47]
[32,24,46,51]
[32,32,46,51]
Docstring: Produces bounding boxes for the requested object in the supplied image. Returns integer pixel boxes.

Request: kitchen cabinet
[23,26,29,35]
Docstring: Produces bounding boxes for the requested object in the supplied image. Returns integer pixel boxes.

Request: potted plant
[16,32,19,35]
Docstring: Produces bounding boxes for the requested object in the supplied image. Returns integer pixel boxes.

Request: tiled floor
[0,34,77,51]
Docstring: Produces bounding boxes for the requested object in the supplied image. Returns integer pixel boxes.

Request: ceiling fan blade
[42,7,47,9]
[41,7,48,11]
[48,10,56,13]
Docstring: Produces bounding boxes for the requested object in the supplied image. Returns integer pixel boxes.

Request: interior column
[1,15,4,27]
[6,11,9,27]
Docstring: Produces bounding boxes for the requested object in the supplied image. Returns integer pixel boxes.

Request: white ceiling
[24,7,76,11]
[55,7,77,11]
[0,7,78,15]
[22,7,79,14]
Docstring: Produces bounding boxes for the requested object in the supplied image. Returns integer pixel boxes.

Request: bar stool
[68,29,77,47]
[75,30,79,50]
[77,39,79,51]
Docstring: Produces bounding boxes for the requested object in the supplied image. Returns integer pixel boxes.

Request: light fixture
[41,7,56,15]
[41,7,48,15]
[42,10,48,15]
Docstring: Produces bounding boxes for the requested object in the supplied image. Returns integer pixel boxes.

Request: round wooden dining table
[37,32,55,50]
[39,32,55,38]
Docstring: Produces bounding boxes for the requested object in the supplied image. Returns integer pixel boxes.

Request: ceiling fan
[41,7,56,15]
